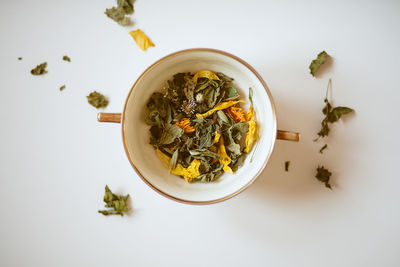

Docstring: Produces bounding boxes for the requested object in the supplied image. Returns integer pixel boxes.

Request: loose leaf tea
[129,29,155,51]
[314,79,354,140]
[62,56,71,62]
[30,62,48,75]
[315,166,332,189]
[59,85,66,91]
[309,51,328,77]
[98,185,130,216]
[87,91,109,109]
[145,71,257,183]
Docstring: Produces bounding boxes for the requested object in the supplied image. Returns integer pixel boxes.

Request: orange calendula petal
[129,29,155,51]
[217,136,233,174]
[193,70,220,84]
[227,106,246,122]
[245,120,257,153]
[195,100,245,119]
[156,150,200,183]
[175,118,195,133]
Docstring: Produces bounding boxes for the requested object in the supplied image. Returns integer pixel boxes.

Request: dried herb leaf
[170,149,179,170]
[98,185,130,216]
[62,55,71,62]
[105,6,130,26]
[309,51,328,77]
[315,79,354,140]
[285,161,290,172]
[319,144,328,153]
[59,85,66,91]
[159,124,184,145]
[87,91,109,109]
[30,62,47,75]
[129,29,155,51]
[315,166,332,189]
[117,0,134,14]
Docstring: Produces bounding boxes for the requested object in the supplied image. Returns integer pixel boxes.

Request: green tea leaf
[315,166,332,189]
[98,185,130,216]
[87,91,109,109]
[30,62,47,75]
[285,161,290,172]
[59,85,66,91]
[309,51,328,77]
[62,55,71,62]
[159,124,183,145]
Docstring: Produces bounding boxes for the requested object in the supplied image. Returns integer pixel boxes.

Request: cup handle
[277,130,300,142]
[97,113,122,123]
[97,113,300,141]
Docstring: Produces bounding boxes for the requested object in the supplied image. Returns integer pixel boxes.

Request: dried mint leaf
[159,124,183,145]
[315,166,332,189]
[98,185,130,216]
[309,51,328,77]
[62,55,71,62]
[59,85,66,91]
[105,6,130,26]
[87,91,109,109]
[319,144,328,153]
[30,62,47,75]
[285,161,290,172]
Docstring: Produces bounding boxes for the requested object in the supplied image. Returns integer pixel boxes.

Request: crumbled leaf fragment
[30,62,47,75]
[62,56,71,62]
[105,6,130,26]
[98,185,130,216]
[117,0,134,14]
[315,166,332,189]
[129,29,155,51]
[59,85,66,91]
[87,91,109,109]
[285,161,290,172]
[309,51,329,77]
[319,144,328,153]
[18,57,22,60]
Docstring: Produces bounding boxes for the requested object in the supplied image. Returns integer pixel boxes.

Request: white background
[0,0,399,266]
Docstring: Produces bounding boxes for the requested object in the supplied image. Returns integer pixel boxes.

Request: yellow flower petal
[245,105,254,121]
[212,130,221,144]
[193,70,220,84]
[129,29,155,51]
[195,100,245,119]
[217,136,233,174]
[156,149,200,183]
[245,120,257,153]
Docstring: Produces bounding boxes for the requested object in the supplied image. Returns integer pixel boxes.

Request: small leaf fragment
[87,91,109,109]
[319,144,328,154]
[30,62,47,75]
[315,166,332,189]
[59,85,66,91]
[98,185,130,216]
[309,51,329,77]
[18,57,22,60]
[62,56,71,62]
[129,29,155,51]
[285,161,290,172]
[105,6,130,26]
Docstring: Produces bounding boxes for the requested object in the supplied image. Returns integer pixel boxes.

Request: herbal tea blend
[145,71,257,183]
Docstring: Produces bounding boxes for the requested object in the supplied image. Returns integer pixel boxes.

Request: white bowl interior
[123,50,276,203]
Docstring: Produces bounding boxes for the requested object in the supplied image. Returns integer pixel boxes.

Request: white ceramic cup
[98,48,299,205]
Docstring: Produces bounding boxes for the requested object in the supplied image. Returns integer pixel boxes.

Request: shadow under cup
[99,48,298,205]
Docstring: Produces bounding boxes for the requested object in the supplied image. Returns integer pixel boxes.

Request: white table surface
[1,0,399,266]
